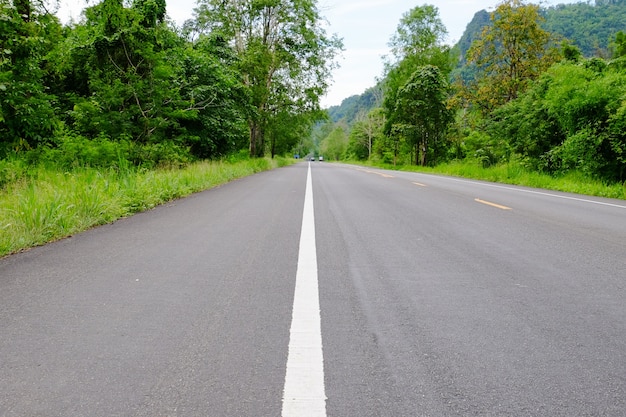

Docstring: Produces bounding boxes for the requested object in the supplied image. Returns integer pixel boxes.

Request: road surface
[1,162,625,416]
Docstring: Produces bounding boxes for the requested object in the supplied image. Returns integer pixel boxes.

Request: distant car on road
[318,156,324,161]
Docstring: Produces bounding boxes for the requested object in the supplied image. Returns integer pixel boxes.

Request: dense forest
[322,0,626,184]
[0,0,341,186]
[2,0,626,189]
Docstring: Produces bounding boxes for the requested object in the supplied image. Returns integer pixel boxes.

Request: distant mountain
[543,0,626,57]
[326,85,382,124]
[456,0,626,63]
[455,10,490,63]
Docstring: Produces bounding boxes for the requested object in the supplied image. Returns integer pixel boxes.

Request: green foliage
[383,5,452,115]
[455,1,626,63]
[543,0,626,57]
[194,0,342,157]
[177,35,251,158]
[0,1,62,154]
[456,10,491,64]
[486,60,626,182]
[388,4,448,60]
[461,130,510,168]
[461,0,561,114]
[612,31,626,57]
[386,65,453,166]
[37,0,251,162]
[380,5,454,166]
[320,125,348,160]
[562,41,583,62]
[60,0,188,144]
[488,75,564,170]
[347,108,385,160]
[0,155,29,188]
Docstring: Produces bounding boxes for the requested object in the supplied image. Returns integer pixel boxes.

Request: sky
[57,0,580,108]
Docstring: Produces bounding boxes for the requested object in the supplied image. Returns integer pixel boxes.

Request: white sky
[57,0,580,108]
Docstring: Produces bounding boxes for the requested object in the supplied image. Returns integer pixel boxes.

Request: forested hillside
[327,85,382,125]
[544,0,626,57]
[318,0,626,191]
[456,0,626,62]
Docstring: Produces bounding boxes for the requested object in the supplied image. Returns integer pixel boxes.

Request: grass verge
[0,157,295,258]
[360,160,626,200]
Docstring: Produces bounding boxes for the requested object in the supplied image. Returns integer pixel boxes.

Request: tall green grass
[363,160,626,200]
[0,157,294,257]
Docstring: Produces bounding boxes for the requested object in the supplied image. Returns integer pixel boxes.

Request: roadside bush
[552,128,606,176]
[462,130,508,167]
[27,130,193,171]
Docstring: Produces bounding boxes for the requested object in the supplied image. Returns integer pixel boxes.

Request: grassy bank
[0,157,294,258]
[363,160,626,200]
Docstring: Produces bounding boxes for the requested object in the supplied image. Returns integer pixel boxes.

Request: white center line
[282,162,327,417]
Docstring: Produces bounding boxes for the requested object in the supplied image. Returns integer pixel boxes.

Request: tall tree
[462,0,561,114]
[383,4,451,99]
[348,108,385,160]
[381,5,452,165]
[388,4,448,61]
[194,0,342,157]
[389,65,452,166]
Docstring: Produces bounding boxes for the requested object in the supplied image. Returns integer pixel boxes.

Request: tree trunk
[394,138,398,167]
[249,121,265,157]
[415,142,419,166]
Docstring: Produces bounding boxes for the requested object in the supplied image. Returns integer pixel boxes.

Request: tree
[267,109,322,158]
[388,4,447,61]
[177,35,251,158]
[61,0,178,143]
[389,65,452,166]
[383,4,451,103]
[320,124,348,161]
[381,5,453,165]
[194,0,342,157]
[1,0,61,154]
[348,108,385,160]
[610,31,626,58]
[462,0,561,114]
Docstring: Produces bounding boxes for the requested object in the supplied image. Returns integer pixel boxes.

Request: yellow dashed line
[475,198,512,210]
[354,168,394,178]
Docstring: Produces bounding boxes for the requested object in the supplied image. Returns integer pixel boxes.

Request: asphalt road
[1,162,625,416]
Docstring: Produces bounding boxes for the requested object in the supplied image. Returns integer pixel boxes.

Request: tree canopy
[0,0,341,167]
[193,0,342,156]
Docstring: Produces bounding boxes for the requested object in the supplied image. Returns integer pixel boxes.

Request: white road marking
[415,174,626,210]
[282,163,327,417]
